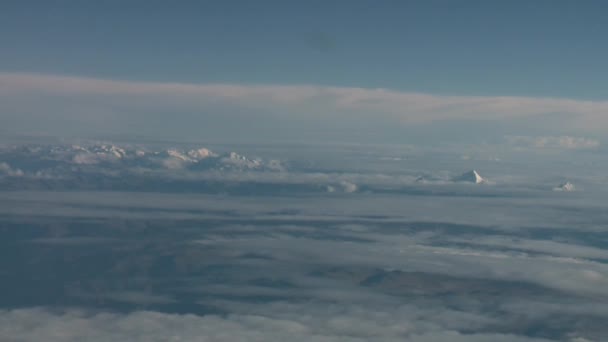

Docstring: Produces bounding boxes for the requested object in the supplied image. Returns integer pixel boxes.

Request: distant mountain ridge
[0,143,285,174]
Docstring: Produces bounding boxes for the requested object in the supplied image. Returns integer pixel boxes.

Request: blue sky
[2,0,607,98]
[1,1,608,143]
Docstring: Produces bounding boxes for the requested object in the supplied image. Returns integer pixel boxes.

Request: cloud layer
[506,136,600,150]
[2,72,608,141]
[0,307,558,342]
[1,163,607,341]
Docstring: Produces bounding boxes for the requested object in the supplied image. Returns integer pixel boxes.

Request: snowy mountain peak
[218,152,263,170]
[227,152,247,161]
[554,181,575,192]
[187,148,215,160]
[454,170,485,184]
[0,143,285,174]
[166,149,191,161]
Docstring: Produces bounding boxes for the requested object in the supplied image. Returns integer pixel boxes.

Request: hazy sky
[1,1,607,143]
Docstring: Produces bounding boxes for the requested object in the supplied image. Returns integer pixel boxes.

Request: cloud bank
[0,307,559,342]
[2,72,608,141]
[506,136,600,150]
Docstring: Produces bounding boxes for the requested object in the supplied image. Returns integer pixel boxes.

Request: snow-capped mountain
[0,143,285,176]
[453,170,485,184]
[0,143,325,194]
[553,181,575,192]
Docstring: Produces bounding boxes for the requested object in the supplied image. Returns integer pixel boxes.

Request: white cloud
[0,307,556,342]
[448,235,608,260]
[0,162,24,177]
[3,72,608,140]
[506,136,600,150]
[0,181,606,341]
[339,181,359,193]
[193,229,608,298]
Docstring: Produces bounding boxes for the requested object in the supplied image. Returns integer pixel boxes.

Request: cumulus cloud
[506,135,600,150]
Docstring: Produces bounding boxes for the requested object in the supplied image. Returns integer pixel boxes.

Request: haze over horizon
[2,1,608,144]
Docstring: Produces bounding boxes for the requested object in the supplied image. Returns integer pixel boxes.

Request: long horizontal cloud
[2,72,608,139]
[0,307,556,342]
[506,135,600,150]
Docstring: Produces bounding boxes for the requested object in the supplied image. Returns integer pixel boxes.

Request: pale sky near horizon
[1,1,607,144]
